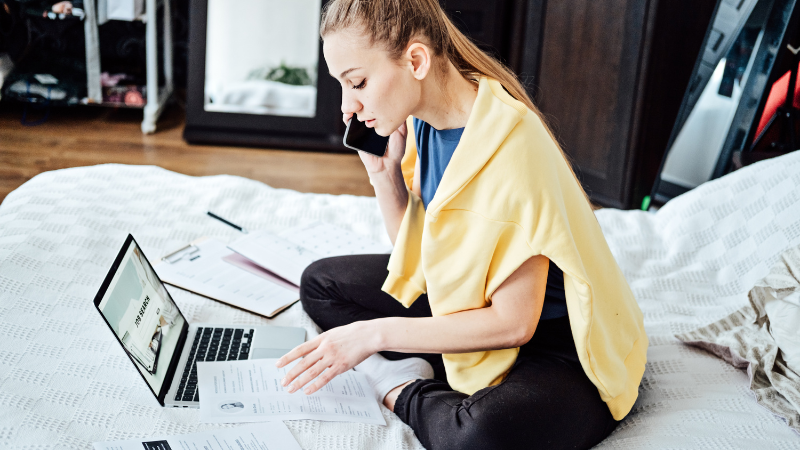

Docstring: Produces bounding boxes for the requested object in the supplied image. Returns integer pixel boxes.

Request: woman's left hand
[276,320,380,395]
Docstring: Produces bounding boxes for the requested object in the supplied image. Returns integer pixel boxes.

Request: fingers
[286,357,330,393]
[302,366,341,395]
[276,340,316,368]
[357,148,379,164]
[386,125,408,161]
[280,347,321,387]
[342,113,353,125]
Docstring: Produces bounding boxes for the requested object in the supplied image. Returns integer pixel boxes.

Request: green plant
[249,62,312,86]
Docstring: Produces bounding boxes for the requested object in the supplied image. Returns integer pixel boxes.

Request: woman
[276,0,648,448]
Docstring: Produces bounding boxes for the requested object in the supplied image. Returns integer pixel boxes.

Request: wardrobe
[512,0,716,208]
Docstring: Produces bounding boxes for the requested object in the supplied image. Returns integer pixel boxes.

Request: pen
[207,211,249,233]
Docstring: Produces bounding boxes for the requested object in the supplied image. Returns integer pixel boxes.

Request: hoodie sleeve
[382,188,427,307]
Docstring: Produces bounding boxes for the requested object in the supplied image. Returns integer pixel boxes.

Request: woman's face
[323,30,423,137]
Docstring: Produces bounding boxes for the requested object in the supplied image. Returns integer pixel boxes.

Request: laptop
[92,234,306,408]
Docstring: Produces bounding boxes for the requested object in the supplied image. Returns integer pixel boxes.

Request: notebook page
[227,231,321,285]
[228,222,391,286]
[279,221,392,257]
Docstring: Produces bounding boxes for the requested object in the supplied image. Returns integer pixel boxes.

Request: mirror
[203,0,321,118]
[649,0,799,207]
[185,0,342,149]
[184,0,508,150]
[658,2,764,192]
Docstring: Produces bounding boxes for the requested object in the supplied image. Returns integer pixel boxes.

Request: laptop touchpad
[251,348,290,359]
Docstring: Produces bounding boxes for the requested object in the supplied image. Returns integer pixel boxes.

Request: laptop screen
[96,236,186,397]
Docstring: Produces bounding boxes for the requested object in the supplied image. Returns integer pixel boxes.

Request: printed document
[92,422,300,450]
[228,222,392,286]
[197,359,386,426]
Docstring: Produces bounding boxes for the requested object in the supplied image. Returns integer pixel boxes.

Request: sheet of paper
[228,222,392,286]
[92,422,301,450]
[155,239,299,318]
[197,359,386,426]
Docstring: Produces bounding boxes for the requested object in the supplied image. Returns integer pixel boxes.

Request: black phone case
[343,119,390,157]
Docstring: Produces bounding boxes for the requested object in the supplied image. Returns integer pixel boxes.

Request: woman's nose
[340,90,361,115]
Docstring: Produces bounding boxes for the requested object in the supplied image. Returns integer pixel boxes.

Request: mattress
[0,152,799,449]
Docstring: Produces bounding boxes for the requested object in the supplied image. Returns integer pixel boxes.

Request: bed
[0,151,799,449]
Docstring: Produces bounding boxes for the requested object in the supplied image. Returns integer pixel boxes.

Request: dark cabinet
[514,0,717,209]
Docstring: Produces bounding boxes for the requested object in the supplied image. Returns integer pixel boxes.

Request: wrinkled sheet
[676,241,800,431]
[0,152,799,448]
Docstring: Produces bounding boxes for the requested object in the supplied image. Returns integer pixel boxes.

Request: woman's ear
[406,42,432,81]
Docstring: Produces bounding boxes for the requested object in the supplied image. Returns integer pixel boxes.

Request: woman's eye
[352,79,366,90]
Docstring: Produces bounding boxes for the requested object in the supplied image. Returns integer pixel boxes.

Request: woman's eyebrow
[333,67,362,79]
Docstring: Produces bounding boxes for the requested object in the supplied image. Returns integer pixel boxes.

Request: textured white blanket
[0,152,799,449]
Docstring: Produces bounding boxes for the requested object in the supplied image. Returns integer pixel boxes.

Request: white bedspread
[1,152,799,449]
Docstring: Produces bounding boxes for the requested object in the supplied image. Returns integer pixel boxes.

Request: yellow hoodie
[382,77,647,420]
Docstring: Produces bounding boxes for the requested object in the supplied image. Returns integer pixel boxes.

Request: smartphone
[343,118,390,157]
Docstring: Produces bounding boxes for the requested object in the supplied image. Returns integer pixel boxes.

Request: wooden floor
[0,102,373,204]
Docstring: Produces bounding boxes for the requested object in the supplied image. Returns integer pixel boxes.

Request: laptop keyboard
[175,327,253,402]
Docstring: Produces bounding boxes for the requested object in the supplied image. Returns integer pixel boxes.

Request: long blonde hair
[320,0,588,201]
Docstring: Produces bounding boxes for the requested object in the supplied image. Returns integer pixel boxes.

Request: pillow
[676,244,800,432]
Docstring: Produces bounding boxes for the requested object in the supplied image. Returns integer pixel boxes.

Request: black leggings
[300,254,618,450]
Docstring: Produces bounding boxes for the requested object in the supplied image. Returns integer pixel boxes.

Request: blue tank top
[414,118,568,320]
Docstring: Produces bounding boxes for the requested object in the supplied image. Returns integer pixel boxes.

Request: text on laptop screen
[97,240,186,394]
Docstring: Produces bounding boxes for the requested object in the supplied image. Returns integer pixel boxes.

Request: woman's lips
[365,119,376,127]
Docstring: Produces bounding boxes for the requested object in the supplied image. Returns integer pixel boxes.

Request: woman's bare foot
[383,380,415,411]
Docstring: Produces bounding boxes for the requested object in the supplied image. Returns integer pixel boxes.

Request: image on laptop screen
[97,239,186,394]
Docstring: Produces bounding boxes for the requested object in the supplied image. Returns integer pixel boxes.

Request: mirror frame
[183,0,346,151]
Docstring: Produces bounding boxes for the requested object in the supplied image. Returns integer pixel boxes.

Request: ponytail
[440,14,535,113]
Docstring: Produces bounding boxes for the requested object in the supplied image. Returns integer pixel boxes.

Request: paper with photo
[92,422,300,450]
[197,358,386,426]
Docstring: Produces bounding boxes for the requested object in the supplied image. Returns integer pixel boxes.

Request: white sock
[355,354,434,404]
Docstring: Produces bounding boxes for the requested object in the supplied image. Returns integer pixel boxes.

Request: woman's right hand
[343,114,409,244]
[344,113,407,177]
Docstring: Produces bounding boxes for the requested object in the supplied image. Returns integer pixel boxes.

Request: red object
[124,89,145,106]
[755,61,800,138]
